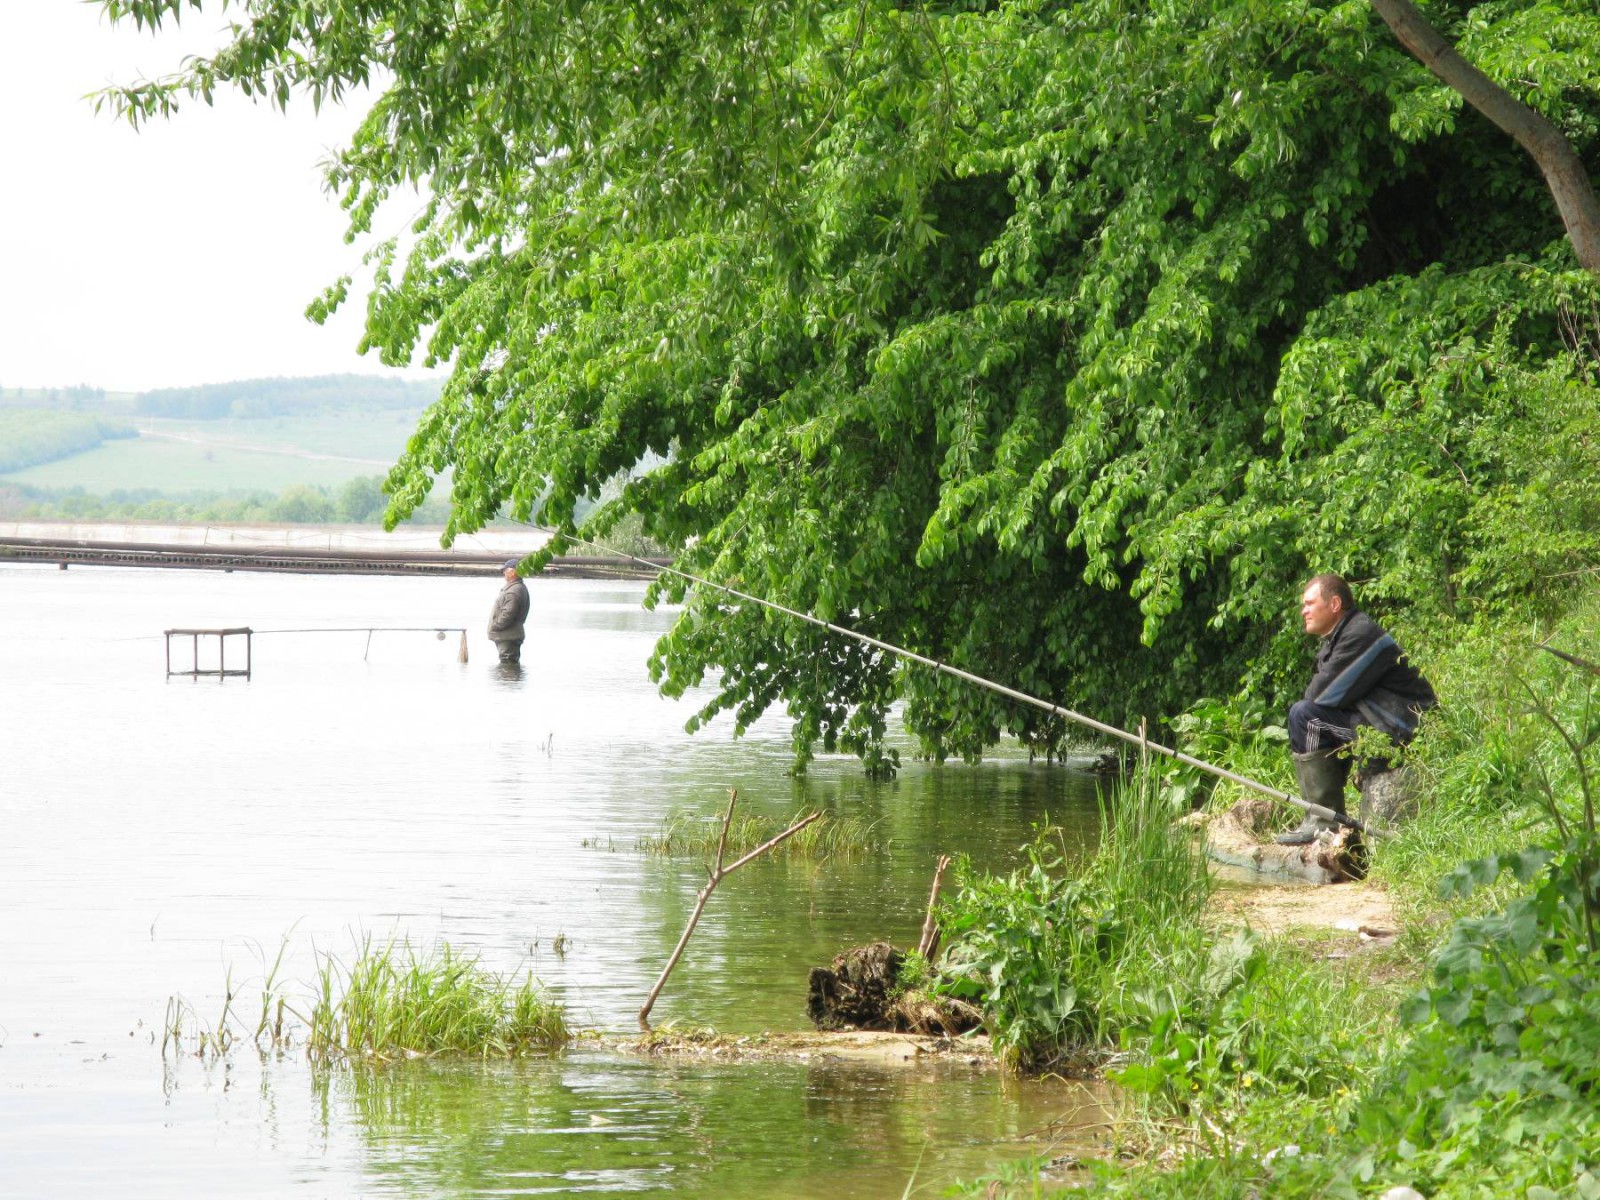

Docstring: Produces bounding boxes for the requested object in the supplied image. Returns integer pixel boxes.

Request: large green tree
[104,0,1600,768]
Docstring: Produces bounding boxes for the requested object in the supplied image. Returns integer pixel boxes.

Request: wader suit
[488,573,531,664]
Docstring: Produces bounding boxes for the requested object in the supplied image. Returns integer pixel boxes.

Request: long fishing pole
[515,524,1370,835]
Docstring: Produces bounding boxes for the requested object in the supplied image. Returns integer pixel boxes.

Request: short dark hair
[1306,572,1353,611]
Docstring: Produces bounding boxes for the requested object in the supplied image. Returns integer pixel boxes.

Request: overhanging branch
[1370,0,1600,277]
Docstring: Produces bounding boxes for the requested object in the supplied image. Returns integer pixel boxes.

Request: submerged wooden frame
[165,627,253,680]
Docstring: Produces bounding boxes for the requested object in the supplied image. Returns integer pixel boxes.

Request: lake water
[0,563,1112,1197]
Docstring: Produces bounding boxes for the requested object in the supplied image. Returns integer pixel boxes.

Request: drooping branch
[1369,0,1600,277]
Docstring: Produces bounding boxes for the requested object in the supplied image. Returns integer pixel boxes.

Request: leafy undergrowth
[947,594,1600,1198]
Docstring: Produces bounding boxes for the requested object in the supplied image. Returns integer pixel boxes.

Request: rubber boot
[1275,749,1351,845]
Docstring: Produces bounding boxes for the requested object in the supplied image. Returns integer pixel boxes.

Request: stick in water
[917,855,951,960]
[638,789,822,1027]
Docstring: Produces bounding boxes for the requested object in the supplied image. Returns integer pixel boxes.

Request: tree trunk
[1369,0,1600,277]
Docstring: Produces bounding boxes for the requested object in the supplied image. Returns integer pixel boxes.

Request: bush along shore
[936,585,1600,1198]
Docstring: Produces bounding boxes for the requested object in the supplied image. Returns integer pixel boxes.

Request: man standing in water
[1276,573,1437,845]
[488,558,531,664]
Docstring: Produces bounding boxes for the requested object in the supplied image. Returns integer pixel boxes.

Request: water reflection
[319,1051,1112,1198]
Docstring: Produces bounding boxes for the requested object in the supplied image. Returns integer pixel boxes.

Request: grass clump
[307,939,569,1061]
[637,809,883,860]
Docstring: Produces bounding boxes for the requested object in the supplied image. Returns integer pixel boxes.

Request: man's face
[503,567,520,583]
[1301,583,1343,637]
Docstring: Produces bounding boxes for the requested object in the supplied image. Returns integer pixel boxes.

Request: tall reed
[1089,755,1213,928]
[637,809,883,860]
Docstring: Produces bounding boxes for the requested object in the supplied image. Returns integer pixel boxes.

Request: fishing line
[510,520,1368,833]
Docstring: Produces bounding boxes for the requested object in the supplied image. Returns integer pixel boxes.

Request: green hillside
[0,408,137,473]
[2,411,419,493]
[0,375,439,497]
[134,374,439,419]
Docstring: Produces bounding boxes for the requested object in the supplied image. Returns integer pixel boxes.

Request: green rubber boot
[1275,748,1351,846]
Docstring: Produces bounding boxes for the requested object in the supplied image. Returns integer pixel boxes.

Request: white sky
[0,0,440,394]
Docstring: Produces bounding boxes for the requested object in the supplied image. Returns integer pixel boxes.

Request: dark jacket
[488,578,530,643]
[1304,610,1436,743]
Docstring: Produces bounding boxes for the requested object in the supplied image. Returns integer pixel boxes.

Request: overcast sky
[0,1,439,394]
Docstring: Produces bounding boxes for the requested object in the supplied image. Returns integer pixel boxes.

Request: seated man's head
[1301,573,1353,636]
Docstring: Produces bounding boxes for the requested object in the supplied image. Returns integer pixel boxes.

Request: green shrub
[933,767,1212,1070]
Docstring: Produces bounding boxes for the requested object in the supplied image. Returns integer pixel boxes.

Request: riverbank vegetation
[936,587,1600,1197]
[306,941,569,1061]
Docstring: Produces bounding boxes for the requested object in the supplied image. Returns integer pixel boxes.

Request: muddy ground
[609,1026,996,1067]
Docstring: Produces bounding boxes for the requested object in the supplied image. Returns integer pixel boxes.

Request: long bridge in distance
[0,523,664,580]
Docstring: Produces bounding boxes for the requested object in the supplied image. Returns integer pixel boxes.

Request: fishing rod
[513,524,1372,836]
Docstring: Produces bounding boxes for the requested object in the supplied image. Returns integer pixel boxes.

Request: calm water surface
[0,564,1111,1198]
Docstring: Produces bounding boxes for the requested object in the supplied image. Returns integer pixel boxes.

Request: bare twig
[1538,640,1600,677]
[638,789,822,1027]
[917,855,952,960]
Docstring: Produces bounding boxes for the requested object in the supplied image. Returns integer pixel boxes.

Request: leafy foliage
[1347,833,1600,1194]
[931,769,1206,1070]
[98,0,1600,766]
[933,765,1384,1096]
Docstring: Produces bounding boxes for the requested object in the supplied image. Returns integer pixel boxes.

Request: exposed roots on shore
[805,941,983,1035]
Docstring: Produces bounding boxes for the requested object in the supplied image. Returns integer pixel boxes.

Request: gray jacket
[488,578,530,643]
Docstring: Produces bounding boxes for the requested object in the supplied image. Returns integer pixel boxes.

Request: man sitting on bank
[1277,573,1437,845]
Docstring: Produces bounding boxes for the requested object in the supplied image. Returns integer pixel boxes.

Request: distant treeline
[0,408,137,473]
[0,385,110,409]
[135,375,441,419]
[0,476,449,526]
[0,477,664,553]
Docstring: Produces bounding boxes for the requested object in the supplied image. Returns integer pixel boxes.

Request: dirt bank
[1208,877,1398,941]
[608,1027,995,1068]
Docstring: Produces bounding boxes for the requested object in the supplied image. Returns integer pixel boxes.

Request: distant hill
[0,408,137,473]
[134,374,442,419]
[0,385,126,412]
